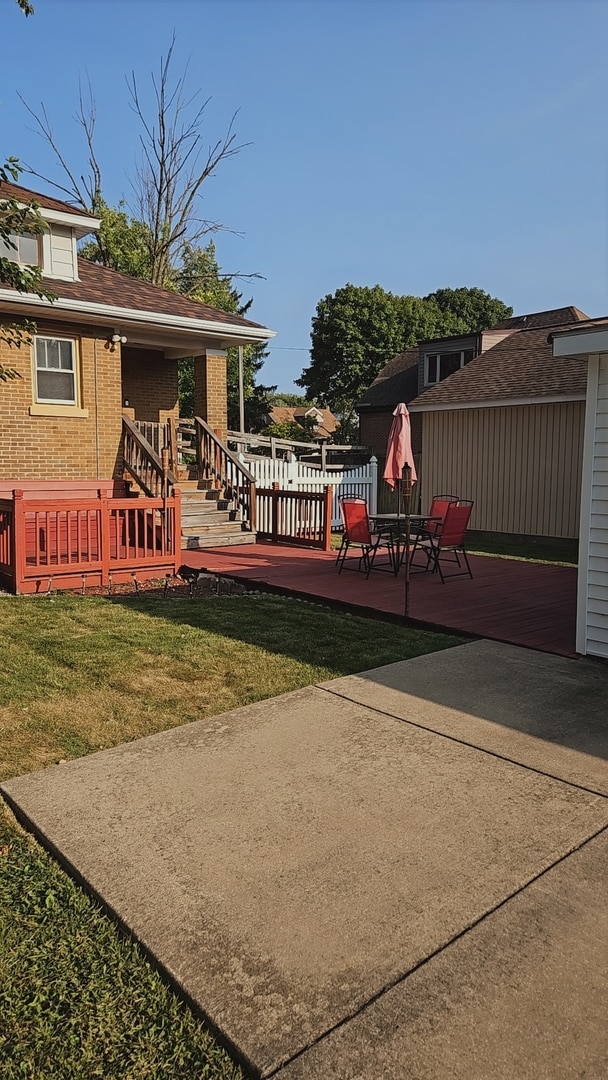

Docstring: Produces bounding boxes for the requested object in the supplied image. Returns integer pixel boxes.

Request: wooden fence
[256,485,333,551]
[0,489,181,595]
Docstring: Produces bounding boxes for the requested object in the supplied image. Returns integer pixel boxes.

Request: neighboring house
[0,181,275,590]
[551,321,608,658]
[266,405,340,441]
[356,307,590,537]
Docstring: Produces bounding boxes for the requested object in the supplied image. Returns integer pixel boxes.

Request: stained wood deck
[181,541,578,658]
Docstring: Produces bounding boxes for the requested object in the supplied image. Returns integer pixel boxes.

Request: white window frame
[0,230,41,267]
[423,348,475,386]
[33,335,79,406]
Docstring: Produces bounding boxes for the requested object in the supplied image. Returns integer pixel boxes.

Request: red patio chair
[399,493,460,570]
[336,496,396,578]
[411,499,474,583]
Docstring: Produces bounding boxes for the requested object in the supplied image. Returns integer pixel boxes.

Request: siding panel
[420,402,584,538]
[584,353,608,657]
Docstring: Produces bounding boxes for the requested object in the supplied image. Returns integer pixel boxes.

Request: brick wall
[0,321,122,481]
[121,347,179,426]
[359,408,423,457]
[194,350,227,437]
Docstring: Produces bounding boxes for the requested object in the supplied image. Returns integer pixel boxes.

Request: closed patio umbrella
[383,402,417,616]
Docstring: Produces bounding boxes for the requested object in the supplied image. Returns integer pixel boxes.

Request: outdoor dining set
[335,494,474,584]
[335,402,474,599]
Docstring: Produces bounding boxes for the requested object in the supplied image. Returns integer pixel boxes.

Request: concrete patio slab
[278,828,608,1080]
[2,639,607,1077]
[322,639,608,794]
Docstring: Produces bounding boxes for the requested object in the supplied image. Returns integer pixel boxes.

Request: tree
[1,3,50,379]
[21,38,246,288]
[268,392,314,408]
[0,158,55,379]
[260,419,316,443]
[78,198,152,278]
[423,287,512,335]
[18,42,273,423]
[298,283,512,428]
[175,241,275,429]
[297,284,439,433]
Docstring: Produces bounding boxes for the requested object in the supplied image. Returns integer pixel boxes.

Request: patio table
[371,514,442,573]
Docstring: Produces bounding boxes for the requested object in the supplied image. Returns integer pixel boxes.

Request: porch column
[194,349,228,439]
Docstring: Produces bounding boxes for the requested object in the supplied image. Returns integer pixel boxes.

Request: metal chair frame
[410,500,474,583]
[336,496,397,578]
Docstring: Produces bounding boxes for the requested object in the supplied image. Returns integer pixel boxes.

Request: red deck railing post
[98,489,111,587]
[12,489,25,594]
[272,482,279,544]
[172,488,181,570]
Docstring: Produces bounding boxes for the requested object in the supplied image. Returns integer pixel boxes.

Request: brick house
[356,307,590,537]
[0,181,274,591]
[266,405,340,440]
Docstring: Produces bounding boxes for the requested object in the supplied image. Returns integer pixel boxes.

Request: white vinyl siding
[41,224,78,280]
[420,402,585,538]
[578,353,608,658]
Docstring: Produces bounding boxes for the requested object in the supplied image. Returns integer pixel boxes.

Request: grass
[0,591,462,1078]
[466,531,578,566]
[332,528,578,566]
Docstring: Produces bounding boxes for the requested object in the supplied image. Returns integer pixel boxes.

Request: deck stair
[179,479,256,550]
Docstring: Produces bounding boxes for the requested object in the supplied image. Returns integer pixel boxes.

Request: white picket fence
[239,455,378,529]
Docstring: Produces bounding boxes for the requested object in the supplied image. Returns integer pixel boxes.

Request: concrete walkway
[2,640,607,1079]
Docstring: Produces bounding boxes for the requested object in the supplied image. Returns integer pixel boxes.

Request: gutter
[0,288,276,343]
[409,393,586,413]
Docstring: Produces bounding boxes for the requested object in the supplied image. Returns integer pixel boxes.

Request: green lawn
[0,591,462,1079]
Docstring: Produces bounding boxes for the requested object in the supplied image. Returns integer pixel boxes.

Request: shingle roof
[356,347,420,409]
[0,181,269,333]
[491,306,588,330]
[0,180,98,219]
[410,323,588,408]
[63,258,268,330]
[268,405,339,438]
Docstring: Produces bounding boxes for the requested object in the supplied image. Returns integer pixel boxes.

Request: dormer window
[0,231,40,267]
[424,348,474,386]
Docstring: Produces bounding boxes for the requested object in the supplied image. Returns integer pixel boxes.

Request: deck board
[180,542,578,657]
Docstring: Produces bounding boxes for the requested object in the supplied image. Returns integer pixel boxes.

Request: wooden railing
[256,484,333,551]
[122,416,177,498]
[0,489,181,595]
[189,416,257,533]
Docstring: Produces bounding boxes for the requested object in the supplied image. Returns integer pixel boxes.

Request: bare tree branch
[17,38,250,286]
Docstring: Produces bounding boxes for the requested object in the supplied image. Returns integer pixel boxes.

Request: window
[424,348,474,386]
[34,337,77,405]
[0,231,40,266]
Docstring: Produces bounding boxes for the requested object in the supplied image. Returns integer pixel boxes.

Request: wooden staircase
[122,416,257,552]
[179,479,256,550]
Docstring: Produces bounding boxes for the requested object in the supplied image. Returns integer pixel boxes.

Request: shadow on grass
[107,589,464,678]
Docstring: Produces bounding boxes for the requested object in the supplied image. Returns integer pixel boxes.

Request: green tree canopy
[297,283,512,429]
[174,241,275,430]
[423,286,512,335]
[0,158,55,378]
[79,199,152,279]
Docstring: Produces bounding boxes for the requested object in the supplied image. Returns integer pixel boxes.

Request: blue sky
[3,0,608,392]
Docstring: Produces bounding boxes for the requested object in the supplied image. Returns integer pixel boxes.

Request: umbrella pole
[403,465,412,617]
[395,477,401,574]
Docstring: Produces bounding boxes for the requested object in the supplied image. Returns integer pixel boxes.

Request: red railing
[256,484,333,551]
[0,489,181,595]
